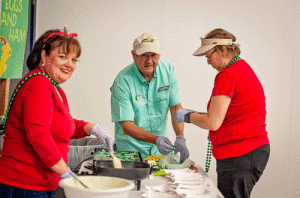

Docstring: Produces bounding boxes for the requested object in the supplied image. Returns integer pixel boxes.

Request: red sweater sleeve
[72,119,88,139]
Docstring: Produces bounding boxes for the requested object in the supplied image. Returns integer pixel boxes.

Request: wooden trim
[0,79,10,117]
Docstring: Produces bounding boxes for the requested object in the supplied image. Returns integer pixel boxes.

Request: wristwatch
[184,112,194,123]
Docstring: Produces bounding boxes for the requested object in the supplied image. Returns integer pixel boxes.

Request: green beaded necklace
[225,55,241,69]
[2,72,60,134]
[205,136,212,173]
[205,55,242,173]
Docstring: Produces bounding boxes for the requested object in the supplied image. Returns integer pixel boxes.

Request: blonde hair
[205,28,240,57]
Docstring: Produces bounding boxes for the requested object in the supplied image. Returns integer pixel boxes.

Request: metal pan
[93,161,151,180]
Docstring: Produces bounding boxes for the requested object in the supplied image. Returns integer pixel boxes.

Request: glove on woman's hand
[174,135,190,163]
[175,108,197,123]
[91,124,114,152]
[60,167,75,179]
[156,136,175,155]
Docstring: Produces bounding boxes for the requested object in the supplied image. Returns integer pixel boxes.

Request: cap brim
[135,43,161,55]
[193,45,216,56]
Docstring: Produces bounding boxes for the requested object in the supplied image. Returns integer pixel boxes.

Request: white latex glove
[60,167,75,179]
[91,124,114,152]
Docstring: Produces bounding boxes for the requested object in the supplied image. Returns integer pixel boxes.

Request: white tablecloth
[78,160,224,198]
[128,166,224,198]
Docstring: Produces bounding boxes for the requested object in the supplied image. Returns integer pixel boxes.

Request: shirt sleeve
[23,77,62,168]
[168,64,181,107]
[72,119,88,139]
[212,71,236,98]
[110,77,135,122]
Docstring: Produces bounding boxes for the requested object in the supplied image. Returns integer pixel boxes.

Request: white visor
[193,38,232,56]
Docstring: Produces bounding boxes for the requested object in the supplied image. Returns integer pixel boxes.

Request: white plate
[142,189,182,198]
[164,168,194,175]
[146,184,172,193]
[168,173,204,181]
[171,188,207,196]
[170,183,207,190]
[169,180,204,185]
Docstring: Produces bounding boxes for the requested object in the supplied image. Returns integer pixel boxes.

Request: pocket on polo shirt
[154,91,169,114]
[155,90,168,102]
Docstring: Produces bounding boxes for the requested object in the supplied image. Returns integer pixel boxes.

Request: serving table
[76,160,224,198]
[127,166,223,198]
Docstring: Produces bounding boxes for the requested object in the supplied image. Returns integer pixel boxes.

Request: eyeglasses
[206,49,217,61]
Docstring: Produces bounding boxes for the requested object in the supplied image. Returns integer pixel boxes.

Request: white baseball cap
[133,33,161,55]
[193,38,232,56]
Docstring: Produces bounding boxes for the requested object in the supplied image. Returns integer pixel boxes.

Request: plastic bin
[68,137,105,172]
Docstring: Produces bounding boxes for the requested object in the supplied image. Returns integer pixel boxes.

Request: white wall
[36,0,300,197]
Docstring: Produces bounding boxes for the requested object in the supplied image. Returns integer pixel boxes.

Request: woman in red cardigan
[0,27,113,198]
[175,28,270,198]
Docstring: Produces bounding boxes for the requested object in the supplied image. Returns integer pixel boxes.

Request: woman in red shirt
[176,28,270,198]
[0,27,113,198]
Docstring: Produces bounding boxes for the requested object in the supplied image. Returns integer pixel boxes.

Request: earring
[42,63,45,66]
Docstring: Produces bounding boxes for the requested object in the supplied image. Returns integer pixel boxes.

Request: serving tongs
[109,151,123,169]
[69,170,90,189]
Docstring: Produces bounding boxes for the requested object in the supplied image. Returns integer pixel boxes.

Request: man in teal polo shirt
[110,33,189,162]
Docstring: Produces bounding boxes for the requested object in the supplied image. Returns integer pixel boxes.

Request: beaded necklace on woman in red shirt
[2,72,60,134]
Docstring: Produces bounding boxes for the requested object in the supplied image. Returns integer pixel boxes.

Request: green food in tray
[93,149,140,161]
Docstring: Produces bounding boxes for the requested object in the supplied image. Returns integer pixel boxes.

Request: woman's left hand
[91,124,114,151]
[60,167,76,179]
[175,108,197,123]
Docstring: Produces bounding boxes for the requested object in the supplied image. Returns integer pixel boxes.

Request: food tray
[93,148,142,162]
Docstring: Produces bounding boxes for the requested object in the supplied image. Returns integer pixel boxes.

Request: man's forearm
[121,121,159,144]
[170,103,184,136]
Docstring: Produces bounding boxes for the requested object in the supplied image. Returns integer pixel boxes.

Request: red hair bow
[46,32,78,40]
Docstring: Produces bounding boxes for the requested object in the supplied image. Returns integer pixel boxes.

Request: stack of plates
[142,168,213,198]
[166,168,212,197]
